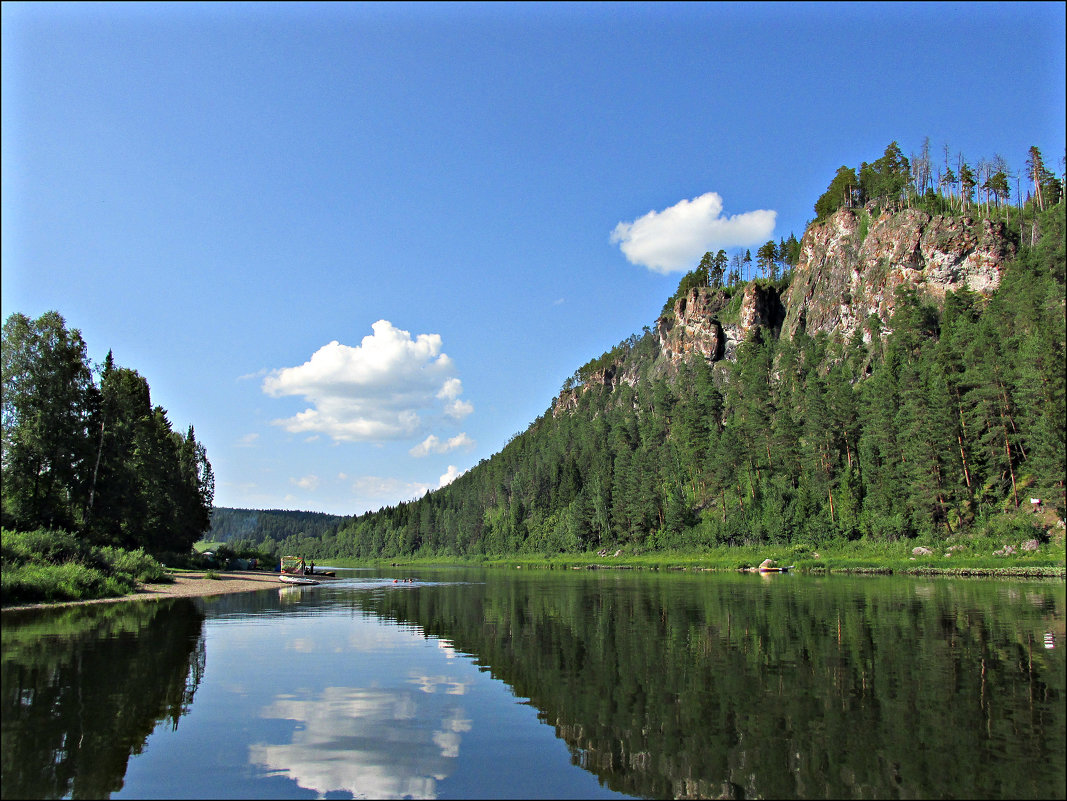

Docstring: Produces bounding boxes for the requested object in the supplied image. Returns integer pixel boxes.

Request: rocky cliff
[554,205,1017,415]
[655,282,785,368]
[782,206,1017,343]
[655,207,1016,369]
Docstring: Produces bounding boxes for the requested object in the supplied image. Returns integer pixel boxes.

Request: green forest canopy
[1,314,215,557]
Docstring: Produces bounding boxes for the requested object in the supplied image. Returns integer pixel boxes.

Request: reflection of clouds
[438,639,457,659]
[346,626,415,652]
[285,638,316,654]
[249,686,469,799]
[433,712,473,758]
[409,672,470,695]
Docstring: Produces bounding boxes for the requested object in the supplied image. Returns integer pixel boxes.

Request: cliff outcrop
[553,205,1017,416]
[655,283,785,369]
[782,207,1016,342]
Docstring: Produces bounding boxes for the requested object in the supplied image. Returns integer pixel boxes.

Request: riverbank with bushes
[347,528,1066,577]
[1,528,172,607]
[5,520,1063,610]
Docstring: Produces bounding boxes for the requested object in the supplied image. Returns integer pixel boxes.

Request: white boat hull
[279,574,320,585]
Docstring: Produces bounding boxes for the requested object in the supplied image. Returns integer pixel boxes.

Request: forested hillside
[224,143,1067,561]
[207,507,345,552]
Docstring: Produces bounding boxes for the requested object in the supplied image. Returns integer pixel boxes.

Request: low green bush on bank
[1,528,171,607]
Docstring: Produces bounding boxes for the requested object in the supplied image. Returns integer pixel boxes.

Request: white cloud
[352,475,435,505]
[443,399,474,420]
[438,465,465,488]
[611,192,776,274]
[346,464,467,509]
[262,320,472,442]
[291,475,320,491]
[436,378,463,400]
[409,433,475,458]
[237,433,260,447]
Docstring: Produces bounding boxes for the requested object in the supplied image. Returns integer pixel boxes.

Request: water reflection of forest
[360,573,1066,800]
[1,599,205,800]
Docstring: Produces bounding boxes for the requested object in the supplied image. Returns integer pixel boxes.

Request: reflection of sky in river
[115,591,628,800]
[250,686,471,798]
[246,613,476,799]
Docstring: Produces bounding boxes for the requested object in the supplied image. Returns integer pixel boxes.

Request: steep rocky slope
[782,206,1017,343]
[655,282,784,368]
[555,205,1019,413]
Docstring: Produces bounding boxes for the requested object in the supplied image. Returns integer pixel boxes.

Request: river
[2,567,1064,799]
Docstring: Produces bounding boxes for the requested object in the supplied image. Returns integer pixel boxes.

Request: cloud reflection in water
[249,681,472,799]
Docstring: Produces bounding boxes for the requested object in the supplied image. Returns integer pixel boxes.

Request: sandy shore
[2,570,291,613]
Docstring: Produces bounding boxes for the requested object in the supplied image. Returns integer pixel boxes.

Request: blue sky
[3,1,1065,515]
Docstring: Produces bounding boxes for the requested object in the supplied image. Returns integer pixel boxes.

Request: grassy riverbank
[329,527,1067,577]
[1,528,171,607]
[7,518,1064,610]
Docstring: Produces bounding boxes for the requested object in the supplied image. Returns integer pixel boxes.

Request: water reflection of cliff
[361,573,1065,800]
[1,599,206,800]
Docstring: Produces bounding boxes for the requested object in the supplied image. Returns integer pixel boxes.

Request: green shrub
[0,561,135,606]
[2,528,84,566]
[975,513,1044,544]
[93,546,170,583]
[1,527,169,606]
[857,209,871,243]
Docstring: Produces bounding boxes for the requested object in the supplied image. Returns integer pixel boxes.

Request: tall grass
[1,528,172,607]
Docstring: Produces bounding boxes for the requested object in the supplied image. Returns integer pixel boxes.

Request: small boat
[757,558,794,573]
[278,555,324,584]
[279,574,320,586]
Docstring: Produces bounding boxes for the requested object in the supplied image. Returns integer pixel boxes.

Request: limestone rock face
[552,205,1016,418]
[735,283,785,344]
[655,287,729,366]
[655,283,785,369]
[782,207,1016,343]
[551,352,644,416]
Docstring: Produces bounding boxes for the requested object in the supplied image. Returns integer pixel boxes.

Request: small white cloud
[409,433,475,458]
[436,378,463,400]
[611,192,776,274]
[262,320,471,442]
[237,433,260,447]
[410,435,442,458]
[346,465,468,508]
[443,399,474,420]
[438,465,465,488]
[352,475,435,505]
[292,475,321,491]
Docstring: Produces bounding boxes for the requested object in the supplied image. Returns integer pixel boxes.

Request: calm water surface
[2,567,1064,799]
